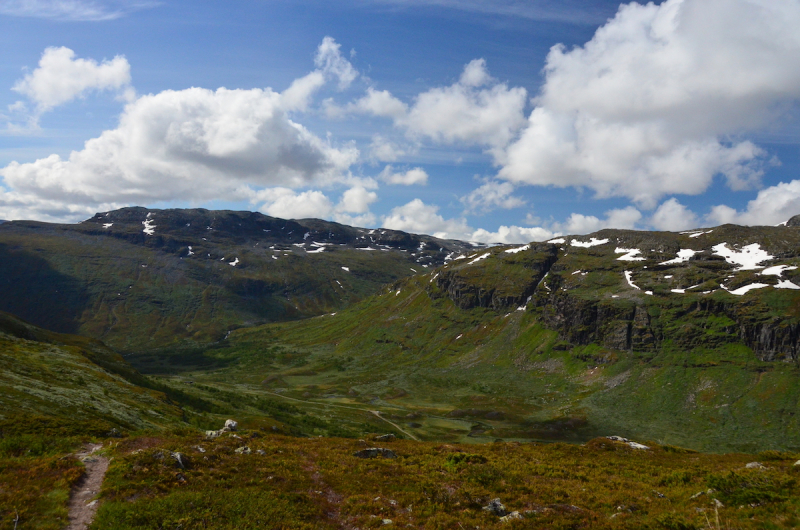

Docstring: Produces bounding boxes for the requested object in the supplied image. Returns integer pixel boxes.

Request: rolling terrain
[160,220,800,452]
[0,207,475,351]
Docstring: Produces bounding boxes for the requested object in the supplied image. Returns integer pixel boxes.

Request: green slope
[0,311,183,436]
[168,224,800,452]
[0,207,474,351]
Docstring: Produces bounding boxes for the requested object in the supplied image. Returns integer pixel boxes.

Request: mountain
[0,311,182,436]
[182,221,800,452]
[0,207,476,351]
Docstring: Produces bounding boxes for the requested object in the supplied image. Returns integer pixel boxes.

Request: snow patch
[341,266,350,272]
[430,272,439,283]
[659,249,699,265]
[712,243,774,270]
[304,232,311,240]
[615,248,645,261]
[727,283,769,296]
[455,334,462,340]
[776,279,800,290]
[624,271,648,293]
[142,218,155,235]
[229,258,239,267]
[547,238,566,244]
[504,244,530,254]
[571,238,609,248]
[187,246,194,256]
[103,223,113,229]
[468,253,490,265]
[761,265,797,277]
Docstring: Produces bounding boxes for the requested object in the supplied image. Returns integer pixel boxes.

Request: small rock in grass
[235,446,251,455]
[794,460,800,466]
[353,448,397,459]
[374,434,396,442]
[745,462,765,469]
[499,511,523,522]
[381,519,392,525]
[256,449,266,455]
[224,419,238,432]
[205,430,221,439]
[712,498,724,508]
[171,452,188,469]
[482,498,508,517]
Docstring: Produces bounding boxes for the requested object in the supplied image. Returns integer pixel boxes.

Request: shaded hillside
[0,311,182,436]
[0,207,475,351]
[187,222,800,452]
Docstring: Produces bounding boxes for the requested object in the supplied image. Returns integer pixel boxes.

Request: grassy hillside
[155,224,800,452]
[0,311,184,437]
[0,207,475,351]
[89,429,800,529]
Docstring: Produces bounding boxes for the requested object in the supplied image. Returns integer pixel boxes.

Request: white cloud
[706,179,800,226]
[0,0,154,21]
[471,225,555,244]
[650,198,699,231]
[402,59,527,155]
[382,199,471,240]
[337,185,377,213]
[461,179,524,213]
[255,188,334,219]
[368,135,409,162]
[0,86,358,220]
[551,206,642,234]
[499,0,800,208]
[378,165,428,186]
[349,88,407,119]
[281,37,359,112]
[12,46,133,113]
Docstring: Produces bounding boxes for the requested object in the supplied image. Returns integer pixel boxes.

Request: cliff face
[422,224,800,363]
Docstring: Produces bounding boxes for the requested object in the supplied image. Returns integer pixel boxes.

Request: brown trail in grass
[66,443,108,530]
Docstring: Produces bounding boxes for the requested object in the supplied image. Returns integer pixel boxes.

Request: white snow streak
[571,238,609,248]
[712,243,774,270]
[504,244,530,254]
[615,248,645,261]
[659,249,699,265]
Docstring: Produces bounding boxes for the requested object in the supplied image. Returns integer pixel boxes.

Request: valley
[3,208,800,528]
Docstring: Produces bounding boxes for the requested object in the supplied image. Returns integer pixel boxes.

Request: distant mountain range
[0,207,476,351]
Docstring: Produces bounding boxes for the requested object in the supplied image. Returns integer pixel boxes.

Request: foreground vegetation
[6,427,799,529]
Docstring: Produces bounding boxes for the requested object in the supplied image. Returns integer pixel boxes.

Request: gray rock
[482,498,508,517]
[171,452,188,469]
[235,446,251,455]
[353,447,397,459]
[224,419,238,432]
[374,434,396,442]
[745,462,765,469]
[499,511,523,522]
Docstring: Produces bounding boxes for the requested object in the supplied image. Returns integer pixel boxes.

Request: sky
[1,0,800,243]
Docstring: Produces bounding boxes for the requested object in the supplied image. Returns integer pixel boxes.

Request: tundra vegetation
[3,209,800,528]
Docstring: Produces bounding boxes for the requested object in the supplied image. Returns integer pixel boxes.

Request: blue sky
[1,0,800,242]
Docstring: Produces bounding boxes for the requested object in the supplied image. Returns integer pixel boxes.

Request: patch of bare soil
[66,443,109,530]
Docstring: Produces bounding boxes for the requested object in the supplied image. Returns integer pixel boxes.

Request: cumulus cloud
[0,38,364,221]
[378,165,428,186]
[382,199,471,240]
[707,180,800,227]
[255,188,334,219]
[0,0,154,21]
[549,206,642,234]
[281,37,359,112]
[341,59,527,158]
[461,179,524,213]
[499,0,800,208]
[337,185,378,213]
[650,198,700,231]
[1,86,358,214]
[402,59,527,156]
[12,46,133,116]
[471,225,555,244]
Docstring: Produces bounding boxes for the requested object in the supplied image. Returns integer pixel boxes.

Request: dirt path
[66,443,109,530]
[261,390,420,441]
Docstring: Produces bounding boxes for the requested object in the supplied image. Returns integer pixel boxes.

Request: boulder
[235,446,251,455]
[745,462,765,469]
[224,419,238,432]
[482,498,508,517]
[499,511,522,522]
[353,448,397,459]
[171,452,189,469]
